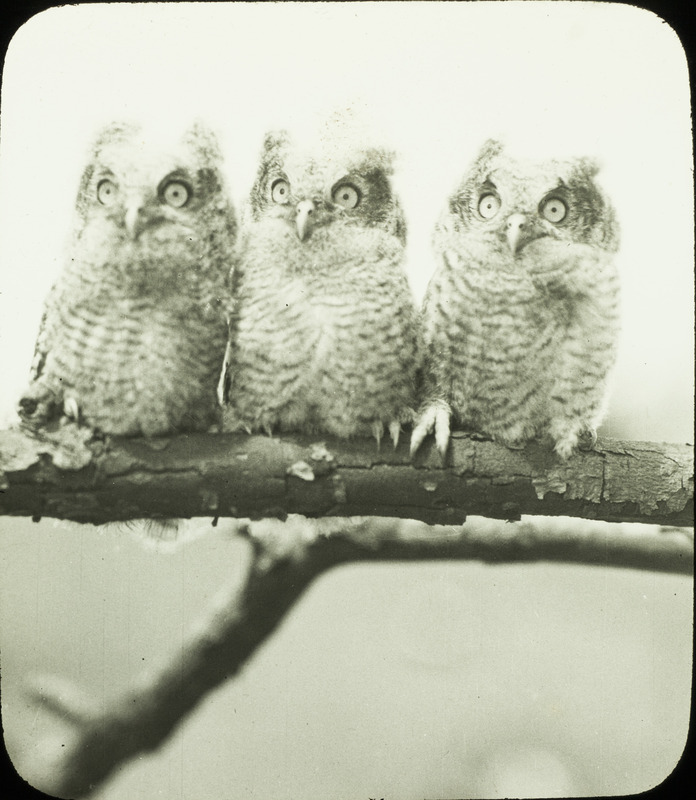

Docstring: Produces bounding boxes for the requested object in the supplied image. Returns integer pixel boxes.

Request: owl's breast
[48,295,225,435]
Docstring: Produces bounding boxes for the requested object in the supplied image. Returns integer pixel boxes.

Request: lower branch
[23,514,693,797]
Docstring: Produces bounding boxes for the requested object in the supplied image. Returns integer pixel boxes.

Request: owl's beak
[295,200,316,241]
[505,213,544,255]
[125,203,147,240]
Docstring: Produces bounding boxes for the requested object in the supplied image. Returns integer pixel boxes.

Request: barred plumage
[411,139,620,459]
[219,129,419,445]
[19,120,236,437]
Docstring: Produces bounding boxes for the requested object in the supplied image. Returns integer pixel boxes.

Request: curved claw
[371,420,384,449]
[63,397,80,422]
[388,420,401,449]
[217,340,233,406]
[410,401,452,459]
[433,407,452,459]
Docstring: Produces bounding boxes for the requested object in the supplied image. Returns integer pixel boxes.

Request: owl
[218,129,419,446]
[19,120,236,437]
[411,139,620,460]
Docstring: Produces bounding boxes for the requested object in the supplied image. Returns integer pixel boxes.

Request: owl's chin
[514,233,550,256]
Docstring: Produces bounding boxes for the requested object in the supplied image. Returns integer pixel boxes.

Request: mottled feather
[19,120,236,437]
[220,129,418,445]
[411,139,620,459]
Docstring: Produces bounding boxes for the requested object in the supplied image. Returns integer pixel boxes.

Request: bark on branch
[0,425,693,526]
[19,515,694,797]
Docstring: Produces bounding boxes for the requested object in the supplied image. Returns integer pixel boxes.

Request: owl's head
[442,139,618,257]
[247,130,406,244]
[74,120,234,249]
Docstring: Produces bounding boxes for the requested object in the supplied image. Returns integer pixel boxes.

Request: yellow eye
[97,179,118,205]
[478,193,500,219]
[540,196,567,223]
[271,178,290,204]
[162,181,191,208]
[332,183,360,209]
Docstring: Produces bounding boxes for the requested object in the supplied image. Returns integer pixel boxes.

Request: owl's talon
[577,427,597,452]
[389,420,401,449]
[63,397,80,422]
[371,420,384,449]
[410,401,451,458]
[434,409,452,460]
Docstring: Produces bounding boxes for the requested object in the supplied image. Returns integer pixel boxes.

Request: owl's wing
[216,335,233,406]
[18,285,65,425]
[28,305,51,382]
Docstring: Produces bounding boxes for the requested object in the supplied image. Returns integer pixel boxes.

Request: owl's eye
[332,183,360,210]
[162,181,191,208]
[97,179,118,205]
[478,193,500,219]
[540,196,567,223]
[271,179,290,204]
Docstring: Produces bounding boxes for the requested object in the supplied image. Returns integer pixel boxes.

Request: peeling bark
[0,425,693,526]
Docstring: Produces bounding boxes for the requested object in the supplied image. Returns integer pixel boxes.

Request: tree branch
[20,514,694,797]
[0,425,693,526]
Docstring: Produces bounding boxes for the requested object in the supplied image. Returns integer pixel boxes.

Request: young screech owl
[411,139,620,459]
[19,121,237,437]
[218,129,419,445]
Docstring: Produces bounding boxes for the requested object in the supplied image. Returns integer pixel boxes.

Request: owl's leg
[548,326,614,460]
[410,400,451,459]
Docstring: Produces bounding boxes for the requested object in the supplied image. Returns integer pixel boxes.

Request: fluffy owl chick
[411,139,620,460]
[19,120,236,437]
[218,130,418,446]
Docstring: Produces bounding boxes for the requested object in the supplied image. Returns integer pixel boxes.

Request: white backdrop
[0,1,693,442]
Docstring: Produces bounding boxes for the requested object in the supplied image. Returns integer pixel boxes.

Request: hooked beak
[125,203,146,240]
[295,200,316,241]
[505,214,527,254]
[505,213,545,255]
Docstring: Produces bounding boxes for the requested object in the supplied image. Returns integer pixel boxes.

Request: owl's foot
[221,407,254,435]
[410,401,451,460]
[18,383,62,428]
[370,408,414,450]
[577,427,598,451]
[551,425,596,460]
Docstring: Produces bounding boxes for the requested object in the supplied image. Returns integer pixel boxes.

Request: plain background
[0,3,693,798]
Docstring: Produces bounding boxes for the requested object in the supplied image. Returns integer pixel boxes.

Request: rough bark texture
[0,425,693,526]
